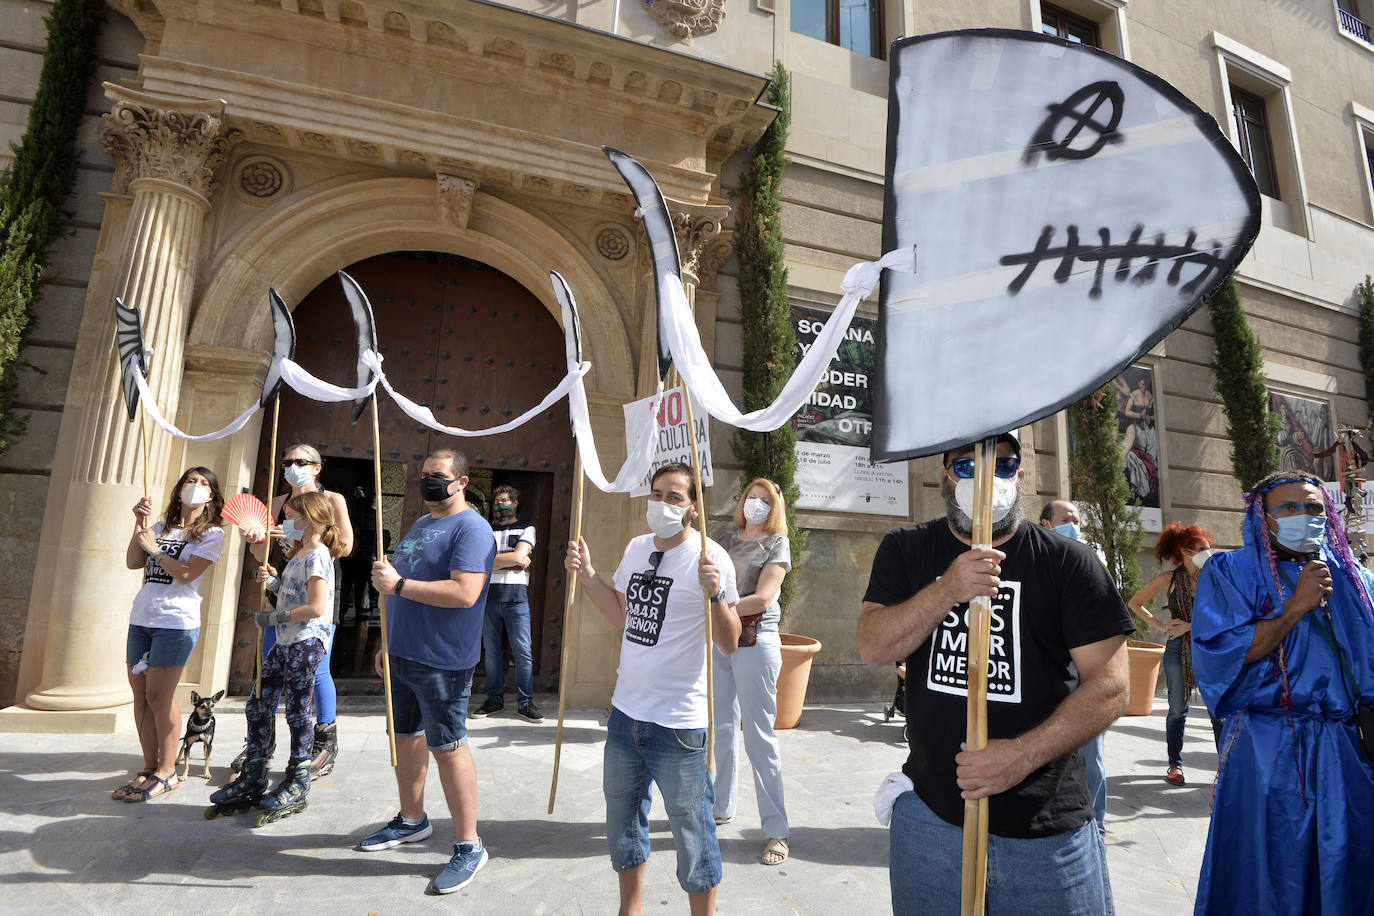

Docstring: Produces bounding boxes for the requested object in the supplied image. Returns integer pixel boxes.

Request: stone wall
[0,1,141,705]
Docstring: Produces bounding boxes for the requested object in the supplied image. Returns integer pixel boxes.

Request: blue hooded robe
[1191,508,1374,915]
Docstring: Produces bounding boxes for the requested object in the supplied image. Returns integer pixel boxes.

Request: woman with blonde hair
[1128,522,1218,786]
[713,478,792,865]
[116,466,226,802]
[210,490,344,820]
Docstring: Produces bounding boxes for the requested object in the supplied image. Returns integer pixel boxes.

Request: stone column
[23,87,238,711]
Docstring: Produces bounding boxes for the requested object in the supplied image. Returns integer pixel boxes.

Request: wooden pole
[548,456,585,814]
[678,386,716,774]
[256,396,281,699]
[960,436,998,916]
[371,395,398,768]
[138,414,151,500]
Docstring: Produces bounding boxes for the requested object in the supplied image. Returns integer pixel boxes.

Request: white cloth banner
[363,350,591,438]
[278,356,377,402]
[130,357,261,442]
[568,372,664,494]
[659,247,917,432]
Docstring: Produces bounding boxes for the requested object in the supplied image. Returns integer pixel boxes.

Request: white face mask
[743,497,771,525]
[646,499,688,539]
[181,483,211,507]
[283,464,314,488]
[1190,547,1217,569]
[954,476,1019,523]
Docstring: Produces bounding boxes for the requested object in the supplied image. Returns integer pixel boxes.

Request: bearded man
[857,432,1134,915]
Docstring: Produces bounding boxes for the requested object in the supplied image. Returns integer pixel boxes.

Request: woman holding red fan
[115,466,226,802]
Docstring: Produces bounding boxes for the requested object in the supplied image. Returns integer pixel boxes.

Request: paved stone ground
[0,696,1215,914]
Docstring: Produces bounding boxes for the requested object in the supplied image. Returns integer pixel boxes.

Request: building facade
[1,0,1371,721]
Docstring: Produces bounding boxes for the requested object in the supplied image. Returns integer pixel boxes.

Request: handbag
[737,612,765,648]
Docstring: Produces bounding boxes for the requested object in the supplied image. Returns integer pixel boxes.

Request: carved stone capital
[666,199,732,291]
[437,171,479,229]
[100,84,241,201]
[645,0,726,41]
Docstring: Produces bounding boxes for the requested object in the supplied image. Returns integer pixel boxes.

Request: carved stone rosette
[100,86,242,201]
[645,0,726,41]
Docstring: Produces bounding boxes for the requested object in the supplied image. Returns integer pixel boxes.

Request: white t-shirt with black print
[611,533,739,729]
[129,521,225,630]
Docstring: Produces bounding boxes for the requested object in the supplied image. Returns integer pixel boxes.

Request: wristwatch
[710,590,727,603]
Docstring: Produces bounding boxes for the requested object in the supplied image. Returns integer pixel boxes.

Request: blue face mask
[281,519,305,542]
[1269,513,1325,555]
[1054,522,1082,541]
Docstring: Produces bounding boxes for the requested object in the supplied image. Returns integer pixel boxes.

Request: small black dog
[177,689,224,780]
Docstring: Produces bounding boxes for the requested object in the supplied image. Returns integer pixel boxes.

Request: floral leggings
[246,637,325,762]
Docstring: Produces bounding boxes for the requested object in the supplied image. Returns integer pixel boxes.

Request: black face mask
[493,502,515,522]
[420,475,455,502]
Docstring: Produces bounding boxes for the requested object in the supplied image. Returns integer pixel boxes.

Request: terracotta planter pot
[774,634,822,730]
[1125,642,1166,716]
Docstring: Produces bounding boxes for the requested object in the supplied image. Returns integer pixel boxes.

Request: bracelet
[1015,736,1034,770]
[395,577,406,597]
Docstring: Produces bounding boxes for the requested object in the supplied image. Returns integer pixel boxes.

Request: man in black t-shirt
[858,432,1133,915]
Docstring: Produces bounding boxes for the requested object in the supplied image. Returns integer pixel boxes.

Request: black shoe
[472,698,504,718]
[517,702,544,722]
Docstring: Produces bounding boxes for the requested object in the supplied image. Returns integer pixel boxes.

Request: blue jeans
[388,655,474,752]
[890,791,1114,915]
[1162,638,1189,766]
[126,624,198,668]
[263,623,337,723]
[482,599,533,706]
[604,707,722,895]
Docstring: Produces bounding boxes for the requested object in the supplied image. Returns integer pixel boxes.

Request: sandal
[124,773,181,802]
[112,771,153,801]
[713,815,731,826]
[1165,765,1186,787]
[762,837,789,866]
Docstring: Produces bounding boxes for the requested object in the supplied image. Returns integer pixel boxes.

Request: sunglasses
[282,459,318,468]
[646,550,664,575]
[947,455,1021,480]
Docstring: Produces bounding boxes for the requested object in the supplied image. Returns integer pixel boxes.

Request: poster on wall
[790,305,909,516]
[1269,391,1336,481]
[623,387,713,498]
[1114,365,1162,532]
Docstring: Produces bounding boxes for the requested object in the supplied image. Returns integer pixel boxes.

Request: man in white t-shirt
[565,462,741,916]
[474,484,540,720]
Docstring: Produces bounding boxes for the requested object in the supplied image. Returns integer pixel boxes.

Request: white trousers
[712,632,789,838]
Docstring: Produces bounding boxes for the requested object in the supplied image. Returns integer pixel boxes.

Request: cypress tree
[731,62,805,614]
[0,0,105,455]
[1069,385,1145,627]
[1358,276,1374,420]
[1207,277,1280,491]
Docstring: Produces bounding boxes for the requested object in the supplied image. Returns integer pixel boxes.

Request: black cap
[942,431,1021,465]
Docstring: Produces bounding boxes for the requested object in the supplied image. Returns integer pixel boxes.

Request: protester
[1039,498,1109,836]
[475,484,541,721]
[116,467,225,803]
[255,443,353,778]
[1191,471,1374,914]
[858,433,1133,914]
[564,462,741,916]
[210,491,342,818]
[713,478,792,866]
[1128,522,1219,785]
[357,449,495,896]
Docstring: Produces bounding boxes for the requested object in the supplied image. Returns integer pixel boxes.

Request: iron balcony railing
[1339,7,1371,43]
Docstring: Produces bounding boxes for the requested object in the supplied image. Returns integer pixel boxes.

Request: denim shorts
[889,791,1113,915]
[126,624,199,668]
[387,655,473,752]
[603,706,722,895]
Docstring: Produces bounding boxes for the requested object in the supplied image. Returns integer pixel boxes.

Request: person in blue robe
[1191,470,1374,915]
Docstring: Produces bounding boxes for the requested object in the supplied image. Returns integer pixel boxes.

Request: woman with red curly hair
[1127,522,1218,786]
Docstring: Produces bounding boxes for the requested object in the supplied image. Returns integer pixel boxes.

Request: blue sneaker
[358,813,433,851]
[430,840,487,894]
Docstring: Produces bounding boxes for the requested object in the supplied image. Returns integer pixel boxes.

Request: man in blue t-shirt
[359,449,495,896]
